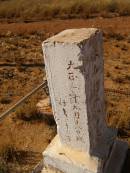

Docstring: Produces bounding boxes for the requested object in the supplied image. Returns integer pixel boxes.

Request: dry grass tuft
[0,160,9,173]
[0,145,17,163]
[15,97,43,121]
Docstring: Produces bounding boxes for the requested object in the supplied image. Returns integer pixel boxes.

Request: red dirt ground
[0,16,130,172]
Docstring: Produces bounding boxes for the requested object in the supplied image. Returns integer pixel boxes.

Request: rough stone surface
[42,166,63,173]
[45,28,98,43]
[43,135,102,173]
[43,28,116,159]
[42,28,128,173]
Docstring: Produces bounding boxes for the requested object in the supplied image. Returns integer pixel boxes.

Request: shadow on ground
[122,149,130,173]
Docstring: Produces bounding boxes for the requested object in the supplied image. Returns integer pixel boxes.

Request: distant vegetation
[0,0,130,21]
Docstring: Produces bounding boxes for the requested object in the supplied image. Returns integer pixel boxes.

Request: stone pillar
[42,28,128,173]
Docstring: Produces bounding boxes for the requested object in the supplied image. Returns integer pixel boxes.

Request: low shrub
[16,100,43,121]
[0,96,12,104]
[0,160,9,173]
[0,145,17,163]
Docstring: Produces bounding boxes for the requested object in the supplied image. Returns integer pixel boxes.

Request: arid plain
[0,16,130,172]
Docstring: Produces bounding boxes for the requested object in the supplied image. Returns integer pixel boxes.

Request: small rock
[6,31,13,37]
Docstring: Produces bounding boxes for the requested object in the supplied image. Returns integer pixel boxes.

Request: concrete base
[42,135,102,173]
[42,135,128,173]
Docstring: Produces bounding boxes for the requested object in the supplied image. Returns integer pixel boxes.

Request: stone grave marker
[41,28,128,173]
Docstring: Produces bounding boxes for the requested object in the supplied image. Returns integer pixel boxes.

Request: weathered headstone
[42,28,128,173]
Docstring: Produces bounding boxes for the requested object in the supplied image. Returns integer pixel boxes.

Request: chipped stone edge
[43,28,101,45]
[42,165,64,173]
[42,135,102,173]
